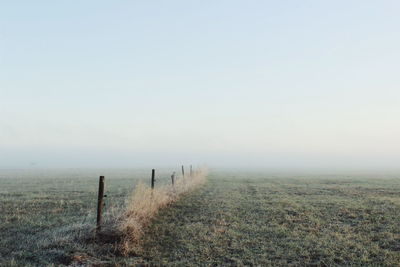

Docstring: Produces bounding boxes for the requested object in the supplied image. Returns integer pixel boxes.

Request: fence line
[95,165,200,234]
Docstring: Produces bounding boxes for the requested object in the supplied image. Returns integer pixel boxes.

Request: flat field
[0,170,399,266]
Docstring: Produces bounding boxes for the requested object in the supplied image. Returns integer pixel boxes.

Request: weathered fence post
[190,165,193,177]
[181,165,185,178]
[151,169,155,189]
[171,172,175,186]
[96,176,105,232]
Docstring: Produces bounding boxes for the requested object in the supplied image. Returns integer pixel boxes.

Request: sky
[1,1,400,170]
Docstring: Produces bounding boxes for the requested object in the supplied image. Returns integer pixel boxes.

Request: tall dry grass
[118,169,208,255]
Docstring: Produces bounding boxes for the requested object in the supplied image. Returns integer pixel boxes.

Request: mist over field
[1,150,400,173]
[1,1,400,266]
[2,1,400,172]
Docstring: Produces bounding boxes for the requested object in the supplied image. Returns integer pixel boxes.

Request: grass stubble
[139,172,400,266]
[1,170,399,266]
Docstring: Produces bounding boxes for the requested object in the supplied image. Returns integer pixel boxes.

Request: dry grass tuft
[118,169,208,255]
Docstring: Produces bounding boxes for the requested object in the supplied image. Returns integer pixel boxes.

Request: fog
[1,1,400,171]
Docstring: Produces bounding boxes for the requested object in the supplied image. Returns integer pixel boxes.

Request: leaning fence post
[151,169,155,189]
[181,165,185,178]
[96,176,105,232]
[171,172,175,186]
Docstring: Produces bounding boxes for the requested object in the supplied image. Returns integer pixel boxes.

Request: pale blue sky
[1,1,400,169]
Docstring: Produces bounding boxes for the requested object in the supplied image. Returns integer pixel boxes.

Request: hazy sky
[1,1,400,169]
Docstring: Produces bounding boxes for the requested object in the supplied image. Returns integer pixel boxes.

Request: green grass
[1,170,399,266]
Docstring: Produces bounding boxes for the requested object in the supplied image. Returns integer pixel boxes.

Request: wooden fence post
[151,169,155,189]
[190,165,193,177]
[96,176,105,232]
[181,165,185,178]
[171,172,175,186]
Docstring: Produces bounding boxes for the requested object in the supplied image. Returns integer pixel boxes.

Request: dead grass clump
[118,169,208,255]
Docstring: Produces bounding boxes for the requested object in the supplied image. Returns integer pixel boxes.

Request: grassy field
[1,170,399,266]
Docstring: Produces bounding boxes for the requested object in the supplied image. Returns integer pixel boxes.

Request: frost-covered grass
[0,168,180,266]
[1,170,399,266]
[139,172,400,266]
